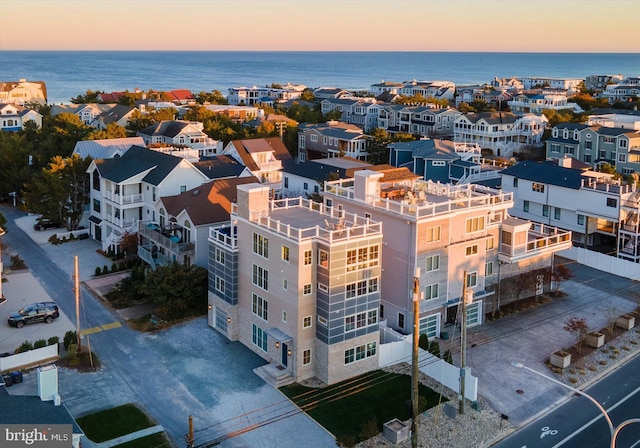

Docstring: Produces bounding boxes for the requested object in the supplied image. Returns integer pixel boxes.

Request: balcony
[138,221,195,267]
[499,221,572,263]
[104,215,136,228]
[209,226,238,250]
[103,190,144,206]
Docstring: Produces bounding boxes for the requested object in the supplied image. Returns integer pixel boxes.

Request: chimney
[37,365,60,405]
[236,184,270,220]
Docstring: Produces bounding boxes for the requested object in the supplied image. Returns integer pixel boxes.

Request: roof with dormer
[94,145,184,185]
[227,137,293,172]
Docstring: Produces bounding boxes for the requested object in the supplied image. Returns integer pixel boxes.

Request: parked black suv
[33,217,63,231]
[8,302,60,328]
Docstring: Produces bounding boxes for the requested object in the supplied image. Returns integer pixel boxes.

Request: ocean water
[0,51,639,104]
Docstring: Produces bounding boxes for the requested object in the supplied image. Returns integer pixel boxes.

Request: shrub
[111,263,118,273]
[16,340,34,353]
[428,340,441,357]
[34,339,47,349]
[48,336,60,346]
[10,255,26,269]
[419,334,429,351]
[442,349,453,364]
[102,265,109,275]
[95,267,102,276]
[48,234,60,244]
[63,331,77,350]
[359,418,379,442]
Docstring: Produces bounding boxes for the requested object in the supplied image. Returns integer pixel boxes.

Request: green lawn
[75,404,155,443]
[280,370,446,446]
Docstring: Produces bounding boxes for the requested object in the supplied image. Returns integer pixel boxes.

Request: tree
[563,317,589,354]
[141,263,208,319]
[195,90,228,105]
[87,122,128,140]
[118,230,138,260]
[300,88,316,102]
[71,90,104,104]
[551,262,572,295]
[367,128,392,165]
[23,154,92,230]
[0,132,32,199]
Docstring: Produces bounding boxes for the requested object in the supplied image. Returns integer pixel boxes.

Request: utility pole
[411,267,421,448]
[187,415,194,448]
[75,256,81,351]
[459,271,470,415]
[275,121,285,141]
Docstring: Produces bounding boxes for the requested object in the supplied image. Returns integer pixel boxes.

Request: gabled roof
[95,145,183,185]
[596,127,639,137]
[282,157,371,182]
[139,121,191,138]
[298,122,365,141]
[500,160,586,189]
[390,139,459,160]
[229,137,293,171]
[462,112,519,124]
[553,123,591,131]
[97,104,135,124]
[193,155,247,179]
[160,176,258,226]
[0,395,83,434]
[73,137,145,159]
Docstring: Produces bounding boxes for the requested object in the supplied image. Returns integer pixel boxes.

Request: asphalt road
[494,354,640,448]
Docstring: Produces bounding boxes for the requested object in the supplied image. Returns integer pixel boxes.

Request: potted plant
[550,350,571,368]
[585,331,605,348]
[616,314,636,331]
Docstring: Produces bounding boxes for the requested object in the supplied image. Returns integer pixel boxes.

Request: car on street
[33,217,63,231]
[8,302,60,328]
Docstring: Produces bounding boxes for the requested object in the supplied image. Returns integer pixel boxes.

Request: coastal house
[313,87,353,100]
[586,112,640,131]
[369,80,404,96]
[399,80,456,101]
[50,103,114,126]
[501,159,640,263]
[601,77,640,103]
[455,86,512,109]
[221,137,294,195]
[377,104,460,138]
[508,92,583,115]
[92,104,137,130]
[204,105,259,123]
[137,120,221,157]
[138,176,259,269]
[0,103,43,130]
[298,121,370,161]
[72,137,145,160]
[585,74,624,92]
[323,169,571,336]
[545,123,640,175]
[453,112,547,158]
[281,157,372,198]
[227,83,306,106]
[320,98,381,131]
[519,77,583,95]
[86,146,211,252]
[208,183,383,385]
[0,79,47,105]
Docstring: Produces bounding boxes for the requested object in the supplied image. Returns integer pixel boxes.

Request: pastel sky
[1,0,639,52]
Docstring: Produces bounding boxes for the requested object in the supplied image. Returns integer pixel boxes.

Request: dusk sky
[1,0,639,52]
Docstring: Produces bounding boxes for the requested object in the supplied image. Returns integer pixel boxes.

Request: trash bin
[440,332,449,340]
[2,374,14,387]
[11,371,23,384]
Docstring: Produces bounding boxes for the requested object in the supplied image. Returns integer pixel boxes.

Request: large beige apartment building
[324,168,572,338]
[208,184,383,386]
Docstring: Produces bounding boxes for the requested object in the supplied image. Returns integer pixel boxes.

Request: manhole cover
[516,389,525,395]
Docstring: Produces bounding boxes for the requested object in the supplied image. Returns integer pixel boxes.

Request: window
[513,178,519,187]
[180,185,186,194]
[607,198,617,208]
[486,238,494,250]
[426,226,441,243]
[344,342,377,364]
[425,254,439,272]
[215,248,225,265]
[577,214,585,225]
[523,200,529,212]
[346,283,356,299]
[318,315,328,326]
[303,315,312,328]
[425,283,439,300]
[92,170,100,191]
[215,276,225,293]
[466,217,485,233]
[303,182,309,191]
[319,250,329,267]
[550,144,560,153]
[303,349,311,365]
[282,311,287,322]
[303,283,312,295]
[619,153,627,163]
[304,250,312,265]
[281,245,290,262]
[346,245,378,271]
[345,315,355,331]
[554,207,561,220]
[283,278,288,290]
[543,205,549,217]
[432,161,446,167]
[466,272,478,288]
[620,139,628,148]
[252,293,268,320]
[299,152,306,162]
[398,313,405,329]
[532,183,545,193]
[252,324,268,352]
[283,177,289,188]
[485,262,494,276]
[318,282,328,292]
[465,244,478,256]
[253,233,269,258]
[252,264,269,290]
[93,199,101,213]
[310,134,318,142]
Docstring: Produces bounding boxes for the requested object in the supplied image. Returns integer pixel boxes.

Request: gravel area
[353,363,513,448]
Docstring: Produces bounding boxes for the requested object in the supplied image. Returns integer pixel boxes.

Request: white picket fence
[0,344,59,373]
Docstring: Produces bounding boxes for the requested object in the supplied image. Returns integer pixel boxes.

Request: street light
[511,361,640,447]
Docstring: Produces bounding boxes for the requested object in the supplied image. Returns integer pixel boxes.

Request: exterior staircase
[253,363,295,388]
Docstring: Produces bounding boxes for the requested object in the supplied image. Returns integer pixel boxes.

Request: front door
[281,343,288,367]
[446,304,458,325]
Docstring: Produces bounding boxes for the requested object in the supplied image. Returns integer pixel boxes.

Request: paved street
[1,206,336,448]
[495,354,640,448]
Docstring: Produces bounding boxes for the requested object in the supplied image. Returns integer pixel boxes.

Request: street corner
[0,271,75,354]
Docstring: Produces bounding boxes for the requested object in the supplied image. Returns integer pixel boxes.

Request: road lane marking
[551,384,640,448]
[80,321,121,336]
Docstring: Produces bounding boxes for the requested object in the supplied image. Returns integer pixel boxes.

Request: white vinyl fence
[0,344,59,373]
[560,247,640,280]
